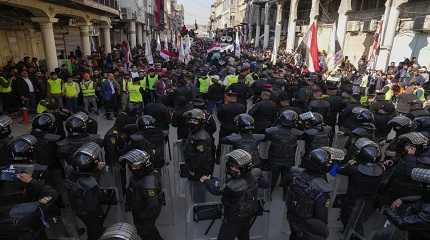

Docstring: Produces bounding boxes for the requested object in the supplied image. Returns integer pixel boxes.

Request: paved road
[9,113,387,240]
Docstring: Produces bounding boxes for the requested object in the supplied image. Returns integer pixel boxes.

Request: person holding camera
[64,142,108,240]
[200,149,269,240]
[0,134,57,240]
[120,149,164,240]
[287,147,342,240]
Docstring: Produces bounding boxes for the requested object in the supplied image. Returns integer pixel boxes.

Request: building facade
[209,0,430,70]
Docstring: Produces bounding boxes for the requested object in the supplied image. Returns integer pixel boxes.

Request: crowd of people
[1,30,430,240]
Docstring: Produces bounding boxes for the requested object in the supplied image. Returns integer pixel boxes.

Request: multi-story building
[210,0,430,70]
[0,0,120,71]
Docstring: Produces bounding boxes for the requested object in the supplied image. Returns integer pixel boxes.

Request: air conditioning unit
[347,21,361,32]
[362,19,378,32]
[413,16,430,32]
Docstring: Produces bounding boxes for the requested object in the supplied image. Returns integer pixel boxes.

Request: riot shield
[214,144,233,185]
[295,140,306,167]
[157,139,175,226]
[258,141,271,163]
[332,126,349,150]
[172,140,187,198]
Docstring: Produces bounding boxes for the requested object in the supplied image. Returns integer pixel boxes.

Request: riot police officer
[127,115,168,169]
[217,90,246,139]
[200,149,270,240]
[301,112,332,158]
[0,115,12,165]
[0,134,57,240]
[264,110,303,192]
[120,149,164,240]
[56,112,102,173]
[31,113,63,190]
[183,108,215,202]
[374,168,430,240]
[414,115,430,137]
[64,142,107,240]
[338,138,384,231]
[287,147,343,240]
[383,132,430,202]
[222,114,265,167]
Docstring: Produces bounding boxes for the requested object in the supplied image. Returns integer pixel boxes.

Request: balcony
[48,0,120,16]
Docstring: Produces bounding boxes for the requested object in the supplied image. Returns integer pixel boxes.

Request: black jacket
[249,100,277,134]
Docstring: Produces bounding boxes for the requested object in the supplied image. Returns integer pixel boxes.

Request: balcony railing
[94,0,119,10]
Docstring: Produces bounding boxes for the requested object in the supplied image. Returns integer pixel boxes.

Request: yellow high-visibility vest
[0,76,12,93]
[226,75,238,87]
[36,102,47,113]
[64,82,77,97]
[48,78,62,94]
[122,79,130,92]
[198,76,212,93]
[143,75,158,90]
[81,81,95,96]
[128,83,143,103]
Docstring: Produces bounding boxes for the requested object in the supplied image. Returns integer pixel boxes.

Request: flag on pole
[297,22,320,72]
[160,49,174,61]
[178,37,186,63]
[367,20,383,69]
[235,31,241,58]
[145,36,154,65]
[328,23,343,70]
[123,41,132,67]
[156,34,161,52]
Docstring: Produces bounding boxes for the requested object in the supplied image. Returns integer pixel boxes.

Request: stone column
[263,1,270,49]
[286,0,299,52]
[79,24,92,56]
[101,25,112,54]
[129,20,137,48]
[137,23,143,47]
[309,0,320,24]
[337,0,351,48]
[248,4,254,43]
[32,17,58,72]
[376,0,408,70]
[272,0,283,64]
[255,6,261,48]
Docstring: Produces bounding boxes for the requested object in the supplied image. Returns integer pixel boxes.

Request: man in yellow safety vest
[142,68,159,104]
[80,72,98,114]
[0,68,12,113]
[197,71,212,99]
[129,77,144,113]
[63,77,80,112]
[223,67,238,87]
[47,72,63,107]
[121,72,133,111]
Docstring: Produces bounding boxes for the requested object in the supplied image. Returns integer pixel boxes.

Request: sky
[177,0,213,25]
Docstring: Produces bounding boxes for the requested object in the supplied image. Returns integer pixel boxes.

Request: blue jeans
[65,97,78,112]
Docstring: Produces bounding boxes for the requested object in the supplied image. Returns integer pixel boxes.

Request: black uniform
[56,134,102,171]
[204,168,269,240]
[287,168,331,240]
[128,129,168,169]
[248,99,277,134]
[144,103,171,131]
[217,102,246,138]
[308,98,330,122]
[183,128,215,181]
[171,98,193,140]
[222,133,265,167]
[126,170,164,240]
[304,126,332,157]
[0,179,58,240]
[265,126,303,190]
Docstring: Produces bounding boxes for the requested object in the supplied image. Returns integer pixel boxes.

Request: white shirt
[23,78,34,93]
[109,80,115,94]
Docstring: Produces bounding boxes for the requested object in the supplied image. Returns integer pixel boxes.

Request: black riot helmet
[352,107,374,124]
[99,222,140,240]
[304,147,345,175]
[411,168,430,201]
[9,134,38,163]
[278,110,298,128]
[414,116,430,134]
[183,108,206,132]
[353,138,380,163]
[137,115,156,130]
[301,112,323,129]
[396,132,429,156]
[225,149,253,178]
[119,149,152,178]
[65,112,88,137]
[0,115,12,139]
[71,142,102,173]
[32,113,57,134]
[387,115,414,136]
[351,123,376,139]
[234,114,255,132]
